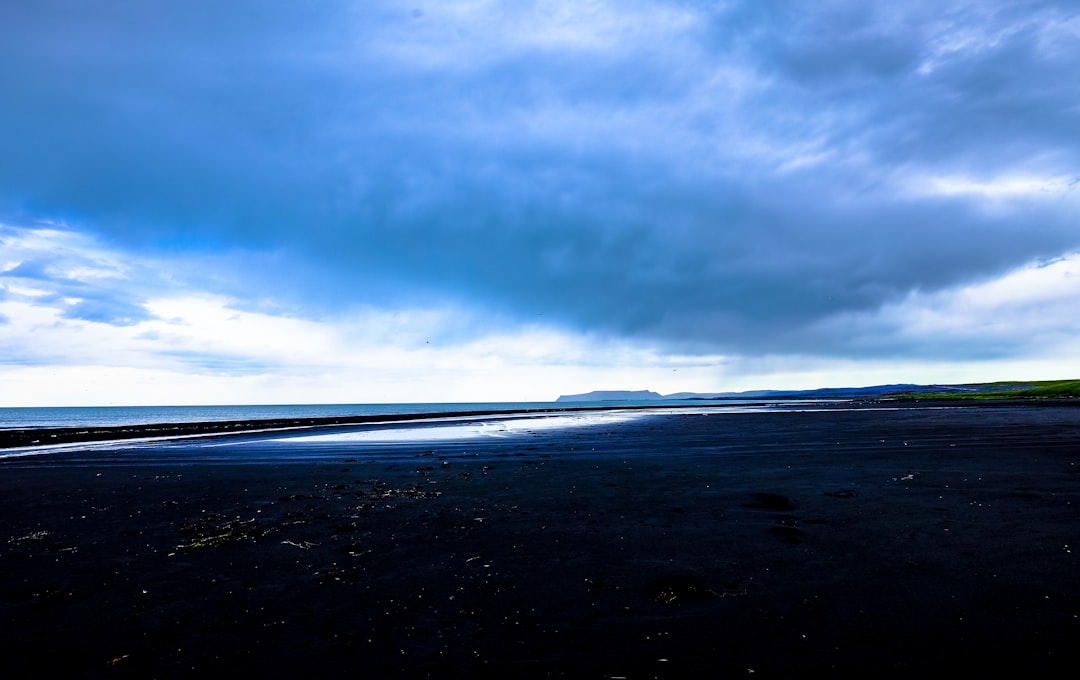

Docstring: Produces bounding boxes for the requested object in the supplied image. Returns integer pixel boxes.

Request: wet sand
[0,405,619,449]
[2,402,1079,678]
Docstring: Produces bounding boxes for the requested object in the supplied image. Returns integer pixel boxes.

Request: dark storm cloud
[1,1,1077,357]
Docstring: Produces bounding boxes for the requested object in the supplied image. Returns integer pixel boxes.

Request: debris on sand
[175,514,267,550]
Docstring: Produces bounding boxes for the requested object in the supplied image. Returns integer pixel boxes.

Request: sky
[1,0,1079,406]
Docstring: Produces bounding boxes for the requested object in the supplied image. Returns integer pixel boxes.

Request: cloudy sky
[2,1,1079,406]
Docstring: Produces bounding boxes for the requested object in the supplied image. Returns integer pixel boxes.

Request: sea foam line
[262,409,653,444]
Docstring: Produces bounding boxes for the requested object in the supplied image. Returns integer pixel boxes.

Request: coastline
[2,401,1079,677]
[0,404,666,450]
[4,397,1076,452]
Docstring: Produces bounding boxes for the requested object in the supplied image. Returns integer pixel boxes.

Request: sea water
[0,400,787,463]
[0,399,734,430]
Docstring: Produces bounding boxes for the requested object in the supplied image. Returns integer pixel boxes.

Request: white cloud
[7,222,1080,406]
[4,217,1080,405]
[888,252,1080,346]
[804,252,1080,363]
[0,224,733,405]
[711,353,1080,393]
[371,0,699,69]
[917,174,1078,199]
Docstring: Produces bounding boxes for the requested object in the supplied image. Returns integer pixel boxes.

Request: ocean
[0,399,728,430]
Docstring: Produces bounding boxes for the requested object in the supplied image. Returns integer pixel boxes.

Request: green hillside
[899,379,1080,400]
[1012,380,1080,397]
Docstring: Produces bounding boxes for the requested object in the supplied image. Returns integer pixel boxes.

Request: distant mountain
[682,383,1041,399]
[668,383,1032,399]
[556,390,665,402]
[702,384,929,399]
[559,381,1061,402]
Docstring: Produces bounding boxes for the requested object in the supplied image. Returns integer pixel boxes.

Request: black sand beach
[2,402,1079,678]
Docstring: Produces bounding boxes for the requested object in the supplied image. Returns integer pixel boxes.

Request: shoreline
[0,404,672,450]
[3,397,1076,452]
